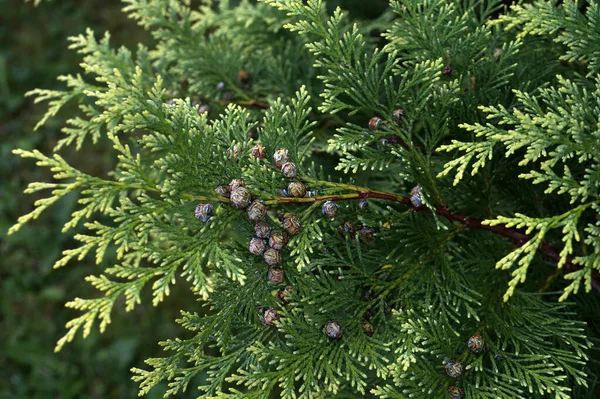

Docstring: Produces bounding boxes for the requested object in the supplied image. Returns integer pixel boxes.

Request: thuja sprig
[13,0,600,397]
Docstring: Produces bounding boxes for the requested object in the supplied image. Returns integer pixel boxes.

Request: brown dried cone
[447,386,465,399]
[343,221,355,234]
[467,334,485,354]
[194,203,214,222]
[230,187,252,209]
[227,144,242,160]
[247,200,267,221]
[410,185,422,207]
[360,226,375,243]
[267,267,285,284]
[254,221,272,238]
[260,306,280,327]
[269,232,287,250]
[287,181,307,197]
[283,214,302,235]
[280,162,297,179]
[238,69,250,84]
[444,360,464,378]
[229,178,245,192]
[321,201,339,218]
[275,286,293,304]
[273,148,289,168]
[392,108,405,125]
[248,237,266,256]
[263,248,281,266]
[251,144,266,159]
[368,116,383,130]
[324,321,343,339]
[214,184,230,198]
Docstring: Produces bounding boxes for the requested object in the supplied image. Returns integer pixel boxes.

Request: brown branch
[265,183,600,293]
[427,205,600,293]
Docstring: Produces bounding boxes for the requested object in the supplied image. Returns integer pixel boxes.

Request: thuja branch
[180,177,599,292]
[264,179,600,292]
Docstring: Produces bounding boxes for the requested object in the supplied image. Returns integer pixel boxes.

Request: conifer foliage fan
[12,0,600,397]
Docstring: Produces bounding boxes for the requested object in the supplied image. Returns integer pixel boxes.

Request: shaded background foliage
[0,0,390,397]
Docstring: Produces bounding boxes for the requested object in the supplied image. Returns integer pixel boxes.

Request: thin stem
[181,192,228,203]
[264,178,600,292]
[179,178,600,292]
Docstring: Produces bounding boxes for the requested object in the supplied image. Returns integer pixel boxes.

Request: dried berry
[214,184,230,198]
[468,334,485,354]
[247,200,267,221]
[362,320,374,337]
[443,66,453,76]
[281,162,297,179]
[194,203,214,222]
[260,307,280,326]
[444,360,464,378]
[321,201,339,218]
[283,214,302,235]
[229,178,245,192]
[410,185,422,208]
[447,386,464,399]
[268,267,285,284]
[230,187,251,209]
[238,69,250,84]
[369,116,383,130]
[248,237,267,255]
[269,232,287,250]
[276,286,293,304]
[273,148,289,168]
[324,321,343,339]
[288,181,307,198]
[227,144,242,160]
[392,108,405,125]
[360,226,375,242]
[251,144,266,159]
[264,248,281,266]
[254,221,272,238]
[343,221,355,234]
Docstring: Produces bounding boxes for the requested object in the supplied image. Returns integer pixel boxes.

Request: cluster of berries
[257,286,293,328]
[367,108,405,132]
[444,334,486,398]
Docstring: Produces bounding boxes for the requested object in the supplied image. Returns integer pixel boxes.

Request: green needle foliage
[12,0,600,397]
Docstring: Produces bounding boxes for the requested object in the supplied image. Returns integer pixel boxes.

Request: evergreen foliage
[12,0,600,397]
